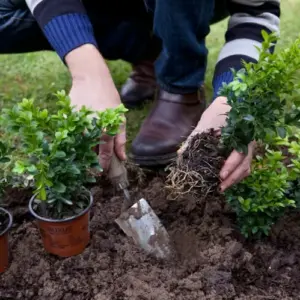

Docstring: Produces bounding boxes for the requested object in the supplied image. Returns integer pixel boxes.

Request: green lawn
[0,0,298,146]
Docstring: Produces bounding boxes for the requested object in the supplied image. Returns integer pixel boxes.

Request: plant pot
[28,192,93,257]
[0,207,13,273]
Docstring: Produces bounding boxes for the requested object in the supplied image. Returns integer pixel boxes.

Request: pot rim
[0,207,13,237]
[28,191,93,223]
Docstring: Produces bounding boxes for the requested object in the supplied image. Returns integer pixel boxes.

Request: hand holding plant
[66,45,127,171]
[168,31,300,239]
[179,96,255,192]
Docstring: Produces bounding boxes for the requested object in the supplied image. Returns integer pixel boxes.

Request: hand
[179,96,254,191]
[66,45,127,171]
[220,141,255,192]
[178,96,230,155]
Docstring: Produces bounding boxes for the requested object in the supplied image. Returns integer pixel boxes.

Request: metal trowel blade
[115,198,171,259]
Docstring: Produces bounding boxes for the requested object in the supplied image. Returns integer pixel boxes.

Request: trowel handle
[108,153,129,189]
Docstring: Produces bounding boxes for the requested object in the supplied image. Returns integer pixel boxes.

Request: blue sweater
[25,0,280,98]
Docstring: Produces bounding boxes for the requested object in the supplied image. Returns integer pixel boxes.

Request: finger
[114,123,127,161]
[220,164,251,192]
[178,135,193,156]
[220,150,246,180]
[99,134,114,172]
[220,142,255,191]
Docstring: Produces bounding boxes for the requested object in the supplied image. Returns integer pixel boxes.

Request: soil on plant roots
[167,131,225,201]
[1,164,300,299]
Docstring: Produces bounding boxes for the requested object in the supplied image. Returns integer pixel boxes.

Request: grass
[0,0,298,147]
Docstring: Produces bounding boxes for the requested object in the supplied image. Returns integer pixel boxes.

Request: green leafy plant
[271,129,300,208]
[219,32,300,237]
[220,31,300,154]
[1,91,127,218]
[227,128,300,237]
[0,138,19,200]
[226,149,294,237]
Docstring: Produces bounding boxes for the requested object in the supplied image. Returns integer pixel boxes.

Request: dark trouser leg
[120,0,229,107]
[211,0,229,25]
[153,0,230,93]
[129,0,229,166]
[85,0,160,64]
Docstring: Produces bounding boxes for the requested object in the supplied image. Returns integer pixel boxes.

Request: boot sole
[128,152,177,167]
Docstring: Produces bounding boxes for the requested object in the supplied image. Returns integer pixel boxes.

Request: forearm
[212,0,280,99]
[25,0,118,111]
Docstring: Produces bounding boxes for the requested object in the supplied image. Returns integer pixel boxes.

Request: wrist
[66,44,109,80]
[214,96,229,106]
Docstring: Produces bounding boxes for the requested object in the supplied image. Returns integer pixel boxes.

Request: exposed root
[166,130,225,200]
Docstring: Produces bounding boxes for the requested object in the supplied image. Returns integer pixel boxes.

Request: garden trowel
[108,154,171,259]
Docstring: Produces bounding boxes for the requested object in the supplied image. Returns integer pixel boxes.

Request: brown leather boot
[129,88,206,166]
[120,60,157,108]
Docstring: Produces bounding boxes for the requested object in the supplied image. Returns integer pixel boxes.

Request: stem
[40,201,48,217]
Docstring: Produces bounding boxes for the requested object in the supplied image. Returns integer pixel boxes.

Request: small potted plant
[1,91,127,257]
[0,141,13,272]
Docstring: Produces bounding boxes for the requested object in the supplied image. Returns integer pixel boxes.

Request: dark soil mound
[1,171,300,299]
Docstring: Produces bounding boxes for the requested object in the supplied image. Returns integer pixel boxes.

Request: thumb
[114,124,127,161]
[99,134,114,172]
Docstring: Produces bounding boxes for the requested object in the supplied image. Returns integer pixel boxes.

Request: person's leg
[85,0,158,64]
[211,0,229,25]
[111,0,161,108]
[129,0,216,166]
[120,0,229,109]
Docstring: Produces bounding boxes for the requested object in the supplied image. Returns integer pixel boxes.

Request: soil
[1,167,300,300]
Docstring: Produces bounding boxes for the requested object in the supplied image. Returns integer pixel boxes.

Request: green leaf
[77,201,85,209]
[61,198,73,205]
[39,109,48,119]
[47,198,57,204]
[252,227,258,234]
[236,144,248,154]
[276,127,286,138]
[13,161,25,174]
[0,157,10,163]
[54,151,66,158]
[42,141,49,153]
[86,177,96,183]
[53,182,66,193]
[27,165,37,173]
[243,115,254,122]
[69,165,80,175]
